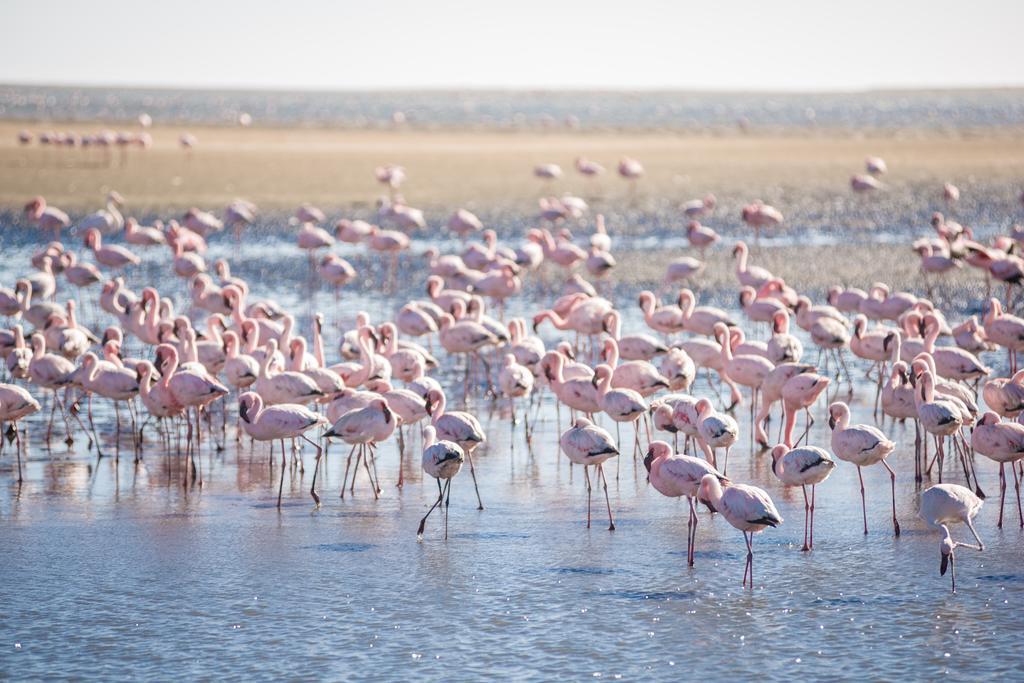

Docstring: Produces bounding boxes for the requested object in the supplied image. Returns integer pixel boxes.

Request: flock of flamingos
[6,148,1024,593]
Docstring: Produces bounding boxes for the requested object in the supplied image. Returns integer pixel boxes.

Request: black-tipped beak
[940,553,950,576]
[591,375,599,388]
[424,399,433,416]
[770,457,777,476]
[883,332,895,351]
[643,451,654,472]
[239,401,249,423]
[828,414,836,430]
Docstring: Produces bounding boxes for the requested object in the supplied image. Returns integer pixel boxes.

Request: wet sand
[1,121,1023,212]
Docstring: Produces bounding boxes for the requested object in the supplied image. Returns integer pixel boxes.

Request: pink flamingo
[828,402,900,536]
[559,417,618,530]
[770,444,835,550]
[83,228,139,269]
[239,391,325,507]
[0,383,40,481]
[23,197,70,239]
[697,473,782,588]
[740,201,783,241]
[645,440,724,565]
[971,412,1024,528]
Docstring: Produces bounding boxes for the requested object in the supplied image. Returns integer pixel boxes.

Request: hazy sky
[3,0,1022,91]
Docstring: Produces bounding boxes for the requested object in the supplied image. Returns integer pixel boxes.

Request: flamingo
[865,156,887,175]
[919,484,984,593]
[417,426,465,539]
[23,197,71,239]
[0,383,40,481]
[83,228,139,269]
[498,354,534,430]
[27,332,76,444]
[697,473,782,588]
[828,402,900,536]
[694,397,738,473]
[324,397,396,499]
[76,191,125,233]
[770,444,835,550]
[559,417,618,530]
[239,392,325,506]
[447,209,483,238]
[767,310,803,364]
[425,388,486,510]
[644,440,724,565]
[983,298,1024,372]
[637,291,686,336]
[123,217,166,246]
[78,352,140,456]
[575,157,605,179]
[740,201,783,241]
[971,412,1024,528]
[683,194,717,219]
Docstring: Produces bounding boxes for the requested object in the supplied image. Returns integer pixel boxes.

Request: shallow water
[2,201,1024,680]
[4,84,1024,130]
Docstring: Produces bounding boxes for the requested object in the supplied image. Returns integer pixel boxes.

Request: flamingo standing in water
[971,412,1024,528]
[559,417,618,530]
[324,397,396,499]
[919,484,984,593]
[23,196,71,239]
[83,228,140,269]
[417,426,465,539]
[644,440,724,565]
[425,388,486,510]
[740,201,783,241]
[829,402,900,536]
[0,383,40,481]
[238,392,325,507]
[697,473,782,588]
[694,397,738,473]
[770,444,835,550]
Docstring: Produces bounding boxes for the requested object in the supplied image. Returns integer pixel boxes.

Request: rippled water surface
[2,195,1024,680]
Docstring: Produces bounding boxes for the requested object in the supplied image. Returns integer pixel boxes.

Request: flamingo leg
[801,484,810,551]
[465,448,484,510]
[998,463,1006,528]
[301,434,323,507]
[857,465,868,534]
[276,439,286,508]
[340,442,358,499]
[598,463,615,531]
[810,484,817,549]
[687,496,697,566]
[1013,462,1024,529]
[417,478,444,539]
[443,478,452,540]
[881,459,901,536]
[584,465,592,529]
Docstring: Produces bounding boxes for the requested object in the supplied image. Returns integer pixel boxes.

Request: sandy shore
[1,121,1023,212]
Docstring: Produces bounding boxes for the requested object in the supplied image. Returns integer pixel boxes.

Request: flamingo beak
[940,552,950,576]
[239,401,250,423]
[643,450,654,472]
[883,332,895,352]
[424,399,433,416]
[827,414,836,430]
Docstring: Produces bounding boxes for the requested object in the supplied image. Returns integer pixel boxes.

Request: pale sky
[2,0,1022,91]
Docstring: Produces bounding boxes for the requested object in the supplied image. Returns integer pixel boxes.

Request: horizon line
[3,80,1024,96]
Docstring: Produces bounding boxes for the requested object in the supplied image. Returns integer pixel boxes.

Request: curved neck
[603,340,619,367]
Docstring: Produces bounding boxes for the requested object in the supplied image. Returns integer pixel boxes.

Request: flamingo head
[769,444,790,475]
[643,440,672,472]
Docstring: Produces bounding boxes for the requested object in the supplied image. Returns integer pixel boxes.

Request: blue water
[1,172,1024,678]
[2,84,1024,130]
